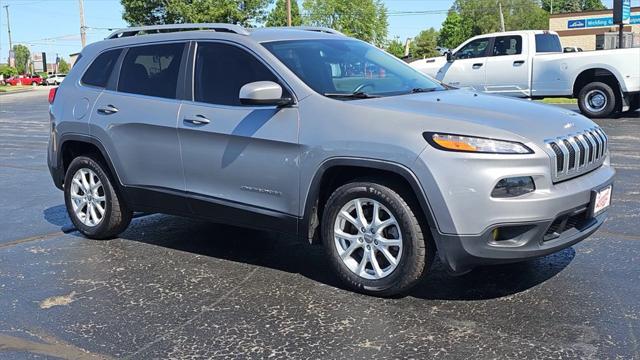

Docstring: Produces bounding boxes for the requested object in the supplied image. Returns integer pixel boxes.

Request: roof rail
[106,23,249,39]
[278,26,345,36]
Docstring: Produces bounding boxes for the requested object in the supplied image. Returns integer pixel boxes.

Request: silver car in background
[47,24,614,297]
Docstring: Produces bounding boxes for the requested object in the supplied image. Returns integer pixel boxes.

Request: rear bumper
[434,200,609,274]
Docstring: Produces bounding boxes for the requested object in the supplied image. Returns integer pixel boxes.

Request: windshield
[262,39,445,98]
[535,34,562,53]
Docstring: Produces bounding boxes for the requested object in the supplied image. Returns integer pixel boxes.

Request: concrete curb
[0,88,36,96]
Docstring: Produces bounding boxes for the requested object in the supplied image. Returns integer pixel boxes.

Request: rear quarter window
[81,49,122,88]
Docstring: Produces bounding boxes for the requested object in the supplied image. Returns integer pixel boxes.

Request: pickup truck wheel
[578,82,617,118]
[322,181,433,297]
[64,156,132,239]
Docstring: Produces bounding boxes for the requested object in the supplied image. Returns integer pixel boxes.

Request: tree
[302,0,388,47]
[438,11,466,50]
[541,0,606,13]
[386,38,405,58]
[0,64,18,78]
[13,45,30,75]
[58,59,70,74]
[413,28,439,59]
[452,0,548,37]
[266,0,302,26]
[120,0,271,26]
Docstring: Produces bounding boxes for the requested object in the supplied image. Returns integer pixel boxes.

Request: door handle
[183,114,210,125]
[472,63,483,69]
[513,60,525,66]
[97,105,118,115]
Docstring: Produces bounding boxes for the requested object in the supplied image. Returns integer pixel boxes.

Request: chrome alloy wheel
[333,198,403,280]
[70,168,106,227]
[585,89,607,112]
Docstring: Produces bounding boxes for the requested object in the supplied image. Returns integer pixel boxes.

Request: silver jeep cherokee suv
[47,24,615,296]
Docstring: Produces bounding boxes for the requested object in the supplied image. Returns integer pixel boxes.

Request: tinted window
[82,49,121,87]
[195,42,283,106]
[492,36,522,56]
[455,38,490,59]
[535,34,562,53]
[118,43,184,99]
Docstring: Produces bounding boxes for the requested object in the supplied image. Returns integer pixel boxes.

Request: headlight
[424,132,533,154]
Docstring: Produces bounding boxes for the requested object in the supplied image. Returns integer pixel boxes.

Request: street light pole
[286,0,292,27]
[3,5,13,60]
[78,0,87,48]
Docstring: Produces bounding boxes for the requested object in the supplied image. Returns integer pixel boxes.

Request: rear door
[438,37,491,91]
[178,41,299,228]
[91,42,187,193]
[484,35,530,97]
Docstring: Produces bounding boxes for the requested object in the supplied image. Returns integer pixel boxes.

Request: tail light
[48,87,57,104]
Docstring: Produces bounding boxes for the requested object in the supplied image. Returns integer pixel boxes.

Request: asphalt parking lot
[0,87,639,359]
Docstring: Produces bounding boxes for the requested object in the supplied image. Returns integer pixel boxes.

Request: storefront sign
[567,14,639,28]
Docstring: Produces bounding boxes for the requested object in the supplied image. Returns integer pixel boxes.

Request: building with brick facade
[549,7,640,51]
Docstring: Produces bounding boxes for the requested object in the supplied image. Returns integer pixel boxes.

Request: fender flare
[54,133,123,189]
[299,157,441,243]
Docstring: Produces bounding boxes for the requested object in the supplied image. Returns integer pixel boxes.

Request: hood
[360,89,596,145]
[409,56,448,78]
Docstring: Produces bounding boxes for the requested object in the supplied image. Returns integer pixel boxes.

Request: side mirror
[446,51,455,63]
[239,81,293,106]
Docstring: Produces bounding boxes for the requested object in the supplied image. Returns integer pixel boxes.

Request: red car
[6,75,43,86]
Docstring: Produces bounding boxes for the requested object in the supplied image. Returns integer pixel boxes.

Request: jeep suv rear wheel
[64,156,132,239]
[322,181,433,297]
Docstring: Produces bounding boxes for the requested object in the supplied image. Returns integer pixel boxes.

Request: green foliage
[13,44,30,75]
[120,0,271,26]
[438,11,466,49]
[413,28,439,59]
[386,38,405,58]
[541,0,606,13]
[302,0,388,47]
[58,59,70,74]
[0,64,18,77]
[451,0,548,37]
[37,72,48,78]
[266,0,302,26]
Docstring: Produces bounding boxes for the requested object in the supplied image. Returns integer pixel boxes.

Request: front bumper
[434,204,608,273]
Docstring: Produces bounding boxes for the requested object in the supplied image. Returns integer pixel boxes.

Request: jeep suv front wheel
[322,181,433,297]
[64,156,132,239]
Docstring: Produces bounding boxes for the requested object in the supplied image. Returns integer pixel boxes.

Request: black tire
[321,181,434,297]
[577,81,618,118]
[64,156,132,239]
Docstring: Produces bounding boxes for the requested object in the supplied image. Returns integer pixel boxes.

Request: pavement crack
[0,230,71,249]
[124,266,260,358]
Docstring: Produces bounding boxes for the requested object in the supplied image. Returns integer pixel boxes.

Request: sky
[0,0,628,63]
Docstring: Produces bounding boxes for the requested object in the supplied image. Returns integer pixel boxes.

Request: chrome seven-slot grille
[546,127,608,183]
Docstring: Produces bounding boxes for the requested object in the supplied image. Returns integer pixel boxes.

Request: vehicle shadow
[43,210,574,301]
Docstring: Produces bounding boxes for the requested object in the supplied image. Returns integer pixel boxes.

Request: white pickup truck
[410,30,640,118]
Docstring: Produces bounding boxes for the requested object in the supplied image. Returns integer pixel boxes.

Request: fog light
[491,176,535,198]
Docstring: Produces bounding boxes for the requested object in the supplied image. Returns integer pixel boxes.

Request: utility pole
[286,0,292,27]
[78,0,87,48]
[550,0,553,14]
[3,5,12,58]
[498,2,506,32]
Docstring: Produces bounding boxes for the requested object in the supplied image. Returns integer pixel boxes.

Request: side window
[81,49,121,88]
[118,43,185,99]
[194,42,285,106]
[492,36,522,56]
[455,38,490,60]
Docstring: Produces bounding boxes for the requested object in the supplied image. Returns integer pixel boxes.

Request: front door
[437,37,491,91]
[178,41,300,229]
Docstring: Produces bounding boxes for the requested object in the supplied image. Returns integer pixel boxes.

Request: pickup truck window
[455,38,490,59]
[492,36,522,56]
[535,34,562,53]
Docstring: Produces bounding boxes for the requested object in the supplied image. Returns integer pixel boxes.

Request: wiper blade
[323,91,380,99]
[410,87,439,93]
